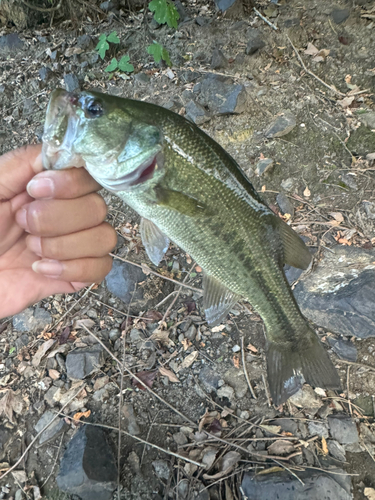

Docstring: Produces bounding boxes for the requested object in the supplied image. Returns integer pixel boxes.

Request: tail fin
[267,329,341,406]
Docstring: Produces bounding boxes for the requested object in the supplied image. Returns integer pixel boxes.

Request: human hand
[0,144,117,320]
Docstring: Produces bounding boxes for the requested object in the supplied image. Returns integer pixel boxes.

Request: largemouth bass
[42,88,341,405]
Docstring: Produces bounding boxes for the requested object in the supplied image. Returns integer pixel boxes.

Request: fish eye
[85,100,104,119]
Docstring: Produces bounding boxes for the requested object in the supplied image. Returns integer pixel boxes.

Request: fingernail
[15,207,29,232]
[27,236,42,257]
[32,259,63,278]
[27,176,54,199]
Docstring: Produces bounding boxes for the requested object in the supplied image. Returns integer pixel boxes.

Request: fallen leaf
[322,436,328,455]
[267,439,295,456]
[232,355,240,369]
[211,324,226,333]
[185,301,196,313]
[246,343,258,353]
[150,329,175,347]
[64,46,83,57]
[93,375,109,391]
[141,263,152,275]
[330,212,344,223]
[303,186,311,198]
[132,370,158,390]
[12,470,27,483]
[159,366,180,382]
[178,351,198,371]
[181,338,191,350]
[312,49,330,62]
[364,487,375,500]
[32,339,56,367]
[337,96,355,108]
[143,310,163,322]
[258,466,284,475]
[72,409,91,421]
[305,42,319,56]
[203,451,241,480]
[59,326,71,344]
[73,319,95,329]
[207,418,222,434]
[0,389,23,423]
[260,424,281,435]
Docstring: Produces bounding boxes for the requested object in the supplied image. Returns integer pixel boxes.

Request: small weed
[105,55,134,73]
[147,41,172,66]
[96,31,120,60]
[149,0,179,29]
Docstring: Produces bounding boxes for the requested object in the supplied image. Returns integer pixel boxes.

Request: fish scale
[42,88,342,405]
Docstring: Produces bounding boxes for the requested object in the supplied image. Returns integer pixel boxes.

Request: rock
[289,385,322,411]
[292,246,375,338]
[326,336,357,362]
[328,415,359,445]
[15,490,24,500]
[185,100,210,125]
[256,158,274,176]
[195,16,209,26]
[196,74,247,115]
[241,469,353,500]
[265,110,297,138]
[223,367,248,398]
[174,0,188,22]
[232,345,240,353]
[13,307,52,333]
[308,421,329,438]
[152,459,170,480]
[199,366,221,393]
[331,8,350,24]
[173,431,188,446]
[15,334,29,351]
[76,34,94,50]
[64,73,80,92]
[135,72,151,85]
[109,328,121,341]
[57,426,117,500]
[211,48,228,69]
[0,33,24,52]
[100,0,118,11]
[327,439,346,461]
[22,98,36,116]
[363,201,375,220]
[360,112,375,130]
[214,0,237,10]
[122,404,140,436]
[245,29,265,55]
[105,260,147,304]
[66,345,106,380]
[217,384,235,400]
[39,66,52,82]
[276,192,294,216]
[34,410,69,446]
[184,324,197,341]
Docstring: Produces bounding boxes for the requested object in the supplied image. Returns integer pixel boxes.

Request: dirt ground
[1,0,375,499]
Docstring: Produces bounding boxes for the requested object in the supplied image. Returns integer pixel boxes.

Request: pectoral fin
[276,218,312,270]
[203,274,240,326]
[155,186,208,217]
[140,218,170,266]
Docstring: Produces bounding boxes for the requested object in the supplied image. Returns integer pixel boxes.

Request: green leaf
[147,42,172,66]
[105,58,118,72]
[9,346,15,355]
[149,0,179,29]
[96,38,110,59]
[107,31,120,44]
[118,55,134,73]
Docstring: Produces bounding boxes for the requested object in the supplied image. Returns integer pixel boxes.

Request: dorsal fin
[140,218,170,266]
[203,273,240,326]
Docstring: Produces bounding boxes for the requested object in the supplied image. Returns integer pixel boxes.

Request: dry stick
[0,384,84,480]
[58,417,205,468]
[253,7,278,31]
[110,253,202,294]
[241,336,257,399]
[81,324,197,427]
[162,262,197,323]
[286,35,346,97]
[335,358,375,372]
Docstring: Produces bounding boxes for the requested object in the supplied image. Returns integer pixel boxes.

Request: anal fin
[140,218,170,266]
[203,274,240,327]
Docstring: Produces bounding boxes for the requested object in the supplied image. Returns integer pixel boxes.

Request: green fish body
[42,89,341,405]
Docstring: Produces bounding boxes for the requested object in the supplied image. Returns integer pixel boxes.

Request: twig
[154,290,179,309]
[273,459,304,485]
[335,358,375,372]
[241,336,257,399]
[253,7,278,30]
[110,253,202,294]
[21,0,62,12]
[286,35,346,97]
[0,384,84,480]
[81,324,197,427]
[262,373,272,407]
[40,433,64,487]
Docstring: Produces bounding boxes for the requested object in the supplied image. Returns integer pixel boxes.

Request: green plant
[96,31,120,60]
[105,55,134,73]
[147,41,172,66]
[149,0,179,29]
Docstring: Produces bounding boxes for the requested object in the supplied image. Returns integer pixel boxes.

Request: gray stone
[195,16,209,26]
[328,415,359,445]
[199,366,221,393]
[185,100,210,125]
[326,336,357,362]
[289,386,322,411]
[57,426,117,500]
[66,345,106,380]
[22,98,36,116]
[0,33,24,52]
[174,0,188,21]
[100,0,118,11]
[363,201,375,220]
[214,0,237,11]
[173,431,188,446]
[122,404,140,436]
[105,260,147,303]
[196,74,247,115]
[308,421,329,438]
[241,470,352,500]
[184,324,197,341]
[360,112,375,130]
[76,34,94,50]
[15,490,24,500]
[64,73,80,92]
[211,48,228,70]
[265,110,297,138]
[331,8,350,24]
[276,192,294,216]
[15,334,29,351]
[13,307,52,333]
[292,246,375,338]
[152,459,170,480]
[34,410,69,446]
[224,367,248,398]
[245,29,265,55]
[327,439,346,461]
[256,158,274,176]
[109,328,121,341]
[135,72,151,85]
[39,66,52,82]
[217,384,235,400]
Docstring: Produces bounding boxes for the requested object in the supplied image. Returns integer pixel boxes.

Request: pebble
[255,158,274,176]
[13,307,52,333]
[185,100,210,125]
[331,8,350,24]
[326,336,357,362]
[15,334,29,351]
[232,345,240,353]
[328,415,359,445]
[135,73,151,85]
[76,34,94,50]
[327,439,346,461]
[307,420,329,438]
[173,431,188,446]
[360,112,375,130]
[122,404,140,436]
[57,426,117,500]
[14,490,24,500]
[105,260,147,303]
[289,385,322,411]
[34,410,68,446]
[64,73,80,92]
[196,74,247,115]
[198,366,221,393]
[224,367,248,398]
[184,324,197,341]
[66,345,106,380]
[276,192,294,216]
[217,384,235,400]
[39,66,52,82]
[265,110,297,138]
[214,0,237,10]
[109,328,121,341]
[0,33,24,52]
[152,460,170,480]
[86,308,98,319]
[211,48,228,69]
[245,29,265,55]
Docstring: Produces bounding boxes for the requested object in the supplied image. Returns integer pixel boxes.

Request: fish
[42,88,341,405]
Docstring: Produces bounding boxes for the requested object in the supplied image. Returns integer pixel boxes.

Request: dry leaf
[267,439,295,456]
[150,329,174,347]
[32,486,42,500]
[141,263,152,275]
[0,389,23,423]
[337,96,355,108]
[64,47,83,57]
[203,450,241,480]
[181,338,191,350]
[143,310,163,322]
[12,470,27,483]
[329,212,344,223]
[47,345,68,358]
[159,366,180,382]
[48,369,60,380]
[232,355,240,369]
[132,370,158,390]
[72,409,91,421]
[73,319,95,329]
[178,351,198,371]
[303,186,311,198]
[247,343,258,353]
[322,436,328,455]
[305,42,319,55]
[260,424,281,435]
[364,488,375,500]
[258,466,285,475]
[32,339,56,367]
[93,375,109,391]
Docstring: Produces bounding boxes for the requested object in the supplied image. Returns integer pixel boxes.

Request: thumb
[0,144,43,201]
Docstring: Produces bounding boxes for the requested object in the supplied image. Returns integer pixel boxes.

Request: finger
[31,255,113,282]
[0,144,42,201]
[27,167,101,200]
[15,192,107,236]
[26,223,117,260]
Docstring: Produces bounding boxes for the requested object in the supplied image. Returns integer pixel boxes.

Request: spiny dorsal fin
[203,273,240,327]
[276,218,312,270]
[140,218,170,266]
